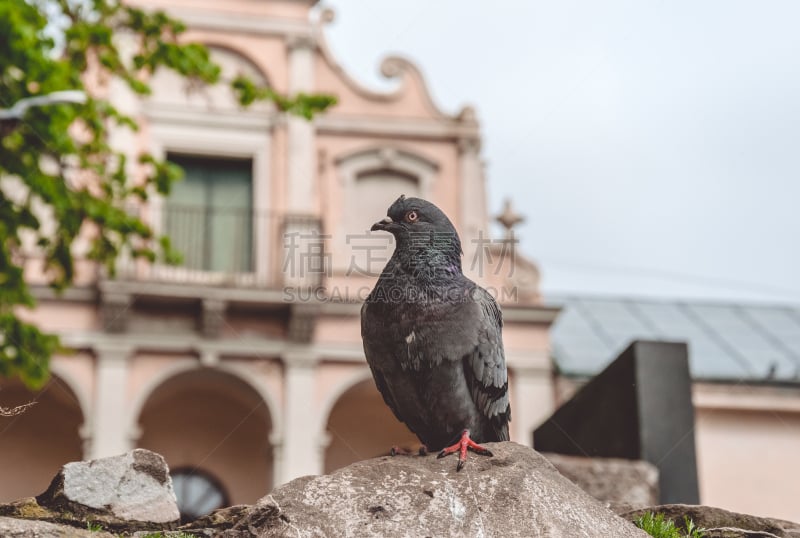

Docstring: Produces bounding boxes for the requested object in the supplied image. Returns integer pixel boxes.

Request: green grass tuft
[86,520,103,532]
[635,512,706,538]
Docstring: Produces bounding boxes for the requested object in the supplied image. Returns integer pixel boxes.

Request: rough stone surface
[621,504,800,538]
[0,515,115,537]
[543,452,659,509]
[185,442,648,537]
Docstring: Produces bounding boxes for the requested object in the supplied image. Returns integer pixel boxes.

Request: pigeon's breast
[363,299,490,449]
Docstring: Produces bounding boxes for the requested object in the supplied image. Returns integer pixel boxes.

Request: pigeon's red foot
[436,429,493,471]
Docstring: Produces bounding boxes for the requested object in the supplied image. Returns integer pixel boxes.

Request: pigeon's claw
[390,446,409,456]
[390,444,428,457]
[436,429,493,471]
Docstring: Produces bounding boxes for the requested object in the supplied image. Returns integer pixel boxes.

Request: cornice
[315,114,481,141]
[497,305,561,324]
[693,382,800,412]
[57,330,549,375]
[29,284,97,303]
[98,279,289,307]
[144,105,276,132]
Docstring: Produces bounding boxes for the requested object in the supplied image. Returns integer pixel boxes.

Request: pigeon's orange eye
[405,210,419,222]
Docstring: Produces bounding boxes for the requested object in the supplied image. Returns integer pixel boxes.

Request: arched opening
[148,44,270,111]
[324,378,419,474]
[171,466,230,524]
[354,169,419,216]
[0,375,84,500]
[136,368,272,516]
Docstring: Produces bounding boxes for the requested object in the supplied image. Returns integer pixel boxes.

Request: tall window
[165,154,253,273]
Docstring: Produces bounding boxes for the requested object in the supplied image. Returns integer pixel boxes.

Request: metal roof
[547,296,800,384]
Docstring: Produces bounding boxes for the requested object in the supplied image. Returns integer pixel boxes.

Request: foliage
[0,0,336,388]
[635,512,706,538]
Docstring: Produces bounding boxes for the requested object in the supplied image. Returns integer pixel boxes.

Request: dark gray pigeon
[361,195,510,471]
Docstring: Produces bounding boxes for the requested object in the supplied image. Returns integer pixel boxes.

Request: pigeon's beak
[370,216,394,232]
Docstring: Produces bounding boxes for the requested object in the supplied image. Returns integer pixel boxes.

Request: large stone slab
[189,442,648,537]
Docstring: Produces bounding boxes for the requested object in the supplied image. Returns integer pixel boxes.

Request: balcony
[115,205,324,291]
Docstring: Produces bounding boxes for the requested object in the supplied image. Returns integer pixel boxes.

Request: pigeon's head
[371,195,463,258]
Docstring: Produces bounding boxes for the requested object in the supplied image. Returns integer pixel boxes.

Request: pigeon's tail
[493,419,510,442]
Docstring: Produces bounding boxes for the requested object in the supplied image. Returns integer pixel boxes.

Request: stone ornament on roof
[496,198,525,242]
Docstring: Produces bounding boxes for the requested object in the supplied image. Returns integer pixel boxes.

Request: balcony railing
[115,205,323,289]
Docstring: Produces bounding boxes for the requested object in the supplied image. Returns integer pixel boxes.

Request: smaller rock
[182,504,252,532]
[180,499,285,537]
[37,448,180,527]
[543,452,659,509]
[0,449,180,533]
[621,504,800,538]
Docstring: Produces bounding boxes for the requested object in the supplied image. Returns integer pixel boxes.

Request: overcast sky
[322,0,800,304]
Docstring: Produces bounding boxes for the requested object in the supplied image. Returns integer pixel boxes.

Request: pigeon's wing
[369,363,404,420]
[461,286,511,440]
[361,302,409,429]
[408,284,511,441]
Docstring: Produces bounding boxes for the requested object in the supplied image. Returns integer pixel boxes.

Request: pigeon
[361,195,510,471]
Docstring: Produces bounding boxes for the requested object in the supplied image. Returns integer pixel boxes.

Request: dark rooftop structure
[547,296,800,384]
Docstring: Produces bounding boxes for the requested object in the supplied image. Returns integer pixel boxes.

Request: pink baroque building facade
[1,0,557,513]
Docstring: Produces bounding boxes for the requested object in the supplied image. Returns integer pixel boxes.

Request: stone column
[278,348,324,484]
[286,35,316,214]
[458,136,487,279]
[269,431,285,489]
[282,35,322,290]
[89,342,134,459]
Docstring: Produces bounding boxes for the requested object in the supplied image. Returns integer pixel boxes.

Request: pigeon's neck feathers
[390,230,463,278]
